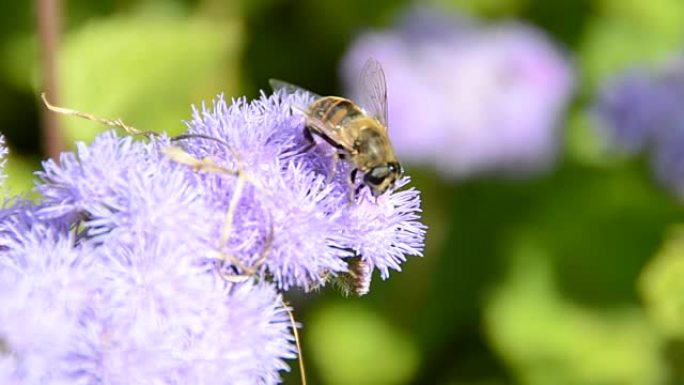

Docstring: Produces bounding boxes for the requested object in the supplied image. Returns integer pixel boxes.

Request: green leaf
[580,0,684,88]
[640,225,684,339]
[485,231,665,385]
[307,303,419,385]
[2,153,40,198]
[432,0,529,17]
[57,14,243,144]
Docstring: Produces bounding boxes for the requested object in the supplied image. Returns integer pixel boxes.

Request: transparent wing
[269,79,322,99]
[358,58,388,128]
[269,79,322,115]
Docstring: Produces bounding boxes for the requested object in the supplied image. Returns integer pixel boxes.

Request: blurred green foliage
[580,0,684,88]
[640,226,684,339]
[56,13,242,143]
[2,0,684,384]
[308,303,419,385]
[486,232,664,385]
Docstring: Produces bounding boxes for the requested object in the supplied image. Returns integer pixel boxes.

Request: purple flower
[594,68,681,153]
[341,178,425,279]
[0,206,98,384]
[36,133,180,223]
[0,203,295,384]
[341,7,575,179]
[181,92,426,290]
[0,88,425,383]
[651,119,684,197]
[593,55,684,197]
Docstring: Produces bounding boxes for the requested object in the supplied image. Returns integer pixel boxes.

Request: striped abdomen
[309,97,364,128]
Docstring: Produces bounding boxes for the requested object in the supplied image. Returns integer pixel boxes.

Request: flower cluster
[0,90,426,383]
[593,55,684,196]
[341,7,575,179]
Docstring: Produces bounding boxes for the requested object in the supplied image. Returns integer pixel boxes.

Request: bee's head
[364,162,403,197]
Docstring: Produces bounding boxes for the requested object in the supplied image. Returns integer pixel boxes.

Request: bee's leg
[347,168,359,203]
[330,152,338,180]
[283,127,316,159]
[327,151,346,184]
[298,127,317,154]
[354,182,364,198]
[303,126,315,142]
[298,141,316,155]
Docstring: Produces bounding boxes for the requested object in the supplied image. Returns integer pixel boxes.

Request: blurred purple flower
[0,89,425,383]
[594,68,681,153]
[593,55,684,197]
[341,7,575,179]
[652,121,684,197]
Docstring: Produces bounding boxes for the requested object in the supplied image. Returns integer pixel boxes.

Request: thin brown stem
[42,93,162,139]
[283,300,307,385]
[37,0,65,159]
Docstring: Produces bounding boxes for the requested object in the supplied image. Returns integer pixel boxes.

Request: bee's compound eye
[365,166,390,186]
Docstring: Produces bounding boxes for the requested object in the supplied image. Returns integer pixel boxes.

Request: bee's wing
[358,58,389,128]
[269,79,322,99]
[270,79,322,114]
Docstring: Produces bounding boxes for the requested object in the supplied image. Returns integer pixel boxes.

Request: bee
[270,58,402,199]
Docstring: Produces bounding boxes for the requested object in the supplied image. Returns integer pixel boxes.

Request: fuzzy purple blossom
[181,92,426,290]
[0,89,425,383]
[341,7,575,179]
[0,199,295,384]
[593,55,684,196]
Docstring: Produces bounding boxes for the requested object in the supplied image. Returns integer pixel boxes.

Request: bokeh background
[3,0,684,384]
